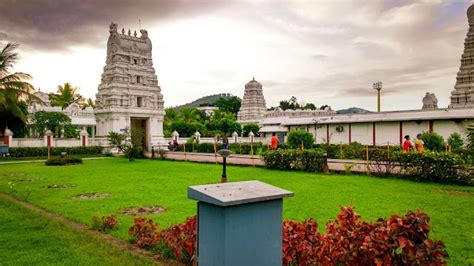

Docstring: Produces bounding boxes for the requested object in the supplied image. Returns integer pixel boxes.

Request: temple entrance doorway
[131,118,148,151]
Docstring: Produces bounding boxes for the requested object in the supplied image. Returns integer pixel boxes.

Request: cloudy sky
[0,0,471,111]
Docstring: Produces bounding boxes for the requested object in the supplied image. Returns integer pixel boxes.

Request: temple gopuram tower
[450,4,474,108]
[95,22,165,150]
[237,77,267,123]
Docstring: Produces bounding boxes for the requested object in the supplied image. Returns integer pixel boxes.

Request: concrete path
[0,156,110,165]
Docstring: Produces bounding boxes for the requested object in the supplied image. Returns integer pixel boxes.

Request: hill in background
[173,93,238,109]
[336,107,371,114]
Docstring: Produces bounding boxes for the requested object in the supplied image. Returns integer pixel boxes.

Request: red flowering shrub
[283,206,448,265]
[128,217,160,249]
[129,207,447,265]
[91,215,119,232]
[159,216,197,264]
[282,219,321,265]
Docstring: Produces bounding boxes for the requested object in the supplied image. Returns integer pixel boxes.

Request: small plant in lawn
[91,215,119,232]
[128,217,160,250]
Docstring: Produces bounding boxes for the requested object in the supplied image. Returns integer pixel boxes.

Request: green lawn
[0,157,473,265]
[0,196,155,265]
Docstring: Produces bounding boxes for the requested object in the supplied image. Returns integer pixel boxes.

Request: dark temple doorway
[131,118,148,151]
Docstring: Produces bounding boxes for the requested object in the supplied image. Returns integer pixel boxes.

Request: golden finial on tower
[128,29,131,36]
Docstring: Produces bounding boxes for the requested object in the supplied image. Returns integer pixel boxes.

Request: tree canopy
[0,42,36,135]
[49,83,82,109]
[31,111,72,137]
[214,96,241,118]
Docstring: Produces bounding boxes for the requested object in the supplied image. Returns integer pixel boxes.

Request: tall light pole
[373,81,382,112]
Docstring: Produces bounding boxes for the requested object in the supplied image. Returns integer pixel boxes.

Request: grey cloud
[0,0,227,50]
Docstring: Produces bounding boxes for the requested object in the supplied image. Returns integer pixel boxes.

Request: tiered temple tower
[237,77,267,123]
[450,4,474,108]
[95,22,165,150]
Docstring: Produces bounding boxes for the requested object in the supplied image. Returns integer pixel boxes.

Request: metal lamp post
[217,149,232,183]
[373,81,382,112]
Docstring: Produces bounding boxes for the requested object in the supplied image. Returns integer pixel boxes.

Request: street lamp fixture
[373,81,382,112]
[217,149,232,183]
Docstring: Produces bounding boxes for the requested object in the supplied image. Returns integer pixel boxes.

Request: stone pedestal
[188,180,293,266]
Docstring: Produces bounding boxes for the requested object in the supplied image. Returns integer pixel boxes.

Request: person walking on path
[222,136,229,149]
[271,133,279,150]
[415,133,425,153]
[402,135,414,152]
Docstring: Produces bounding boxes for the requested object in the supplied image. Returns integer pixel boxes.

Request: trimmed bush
[45,157,83,166]
[287,130,314,149]
[421,132,445,152]
[262,149,327,172]
[9,146,103,157]
[393,151,472,185]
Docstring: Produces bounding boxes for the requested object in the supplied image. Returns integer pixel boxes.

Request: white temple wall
[434,120,471,139]
[402,121,430,140]
[375,122,400,145]
[351,123,372,145]
[329,124,349,144]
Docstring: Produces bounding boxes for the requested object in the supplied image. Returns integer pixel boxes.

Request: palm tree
[50,82,82,109]
[80,97,95,109]
[0,42,35,97]
[0,42,37,136]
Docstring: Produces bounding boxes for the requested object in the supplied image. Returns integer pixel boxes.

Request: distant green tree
[217,118,242,136]
[49,83,82,109]
[303,103,317,110]
[287,130,314,149]
[447,132,464,150]
[170,121,206,137]
[32,111,71,137]
[215,96,241,117]
[421,132,445,152]
[243,123,260,137]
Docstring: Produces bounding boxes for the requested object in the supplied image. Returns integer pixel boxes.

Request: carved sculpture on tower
[450,4,474,108]
[237,77,267,123]
[422,92,438,110]
[94,22,165,150]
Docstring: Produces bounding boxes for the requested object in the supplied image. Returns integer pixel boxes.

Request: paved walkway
[0,156,110,165]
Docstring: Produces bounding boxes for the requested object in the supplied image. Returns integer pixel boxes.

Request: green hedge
[393,151,472,185]
[9,146,103,157]
[262,149,327,172]
[178,142,279,155]
[45,157,83,166]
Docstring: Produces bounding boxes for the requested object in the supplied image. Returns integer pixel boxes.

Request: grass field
[0,196,155,265]
[0,157,473,265]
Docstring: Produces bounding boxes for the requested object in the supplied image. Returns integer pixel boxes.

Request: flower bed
[128,206,447,265]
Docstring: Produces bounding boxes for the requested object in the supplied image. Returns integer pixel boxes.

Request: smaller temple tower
[237,77,267,123]
[450,4,474,108]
